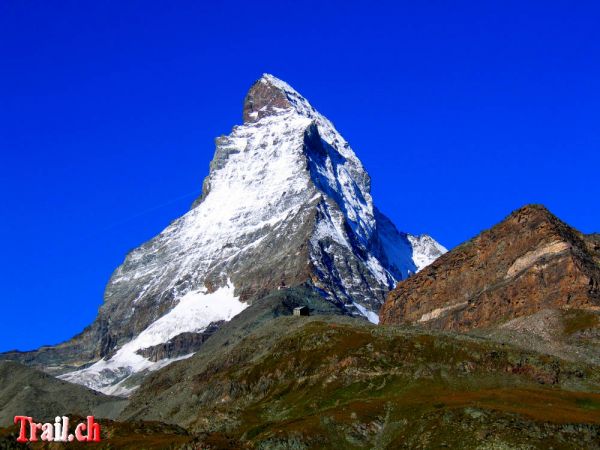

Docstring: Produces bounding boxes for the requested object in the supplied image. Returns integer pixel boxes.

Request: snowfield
[59,282,246,396]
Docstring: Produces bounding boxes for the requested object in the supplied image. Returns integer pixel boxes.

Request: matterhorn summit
[3,75,445,395]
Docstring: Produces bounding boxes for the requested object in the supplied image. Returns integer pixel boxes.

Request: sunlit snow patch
[59,281,247,396]
[353,302,379,324]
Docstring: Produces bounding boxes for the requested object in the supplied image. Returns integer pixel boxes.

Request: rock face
[380,205,600,330]
[135,322,223,362]
[242,78,292,123]
[2,74,444,395]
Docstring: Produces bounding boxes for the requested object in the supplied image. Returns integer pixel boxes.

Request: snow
[107,75,441,307]
[261,73,376,246]
[103,110,320,341]
[126,281,245,350]
[353,302,380,324]
[59,282,246,396]
[407,234,447,271]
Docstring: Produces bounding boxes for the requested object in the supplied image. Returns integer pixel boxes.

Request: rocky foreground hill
[2,315,599,449]
[119,315,600,449]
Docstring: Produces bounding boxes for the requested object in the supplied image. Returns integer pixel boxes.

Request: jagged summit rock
[242,74,322,124]
[2,74,445,395]
[380,204,600,330]
[243,74,292,123]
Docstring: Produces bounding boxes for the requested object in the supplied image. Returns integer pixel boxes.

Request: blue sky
[1,1,599,351]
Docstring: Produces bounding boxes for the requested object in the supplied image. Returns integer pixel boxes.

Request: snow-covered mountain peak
[15,75,447,396]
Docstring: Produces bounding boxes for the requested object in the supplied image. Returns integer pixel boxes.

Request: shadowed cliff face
[380,205,600,331]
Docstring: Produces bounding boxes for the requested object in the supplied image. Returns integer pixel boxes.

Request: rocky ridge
[380,204,600,330]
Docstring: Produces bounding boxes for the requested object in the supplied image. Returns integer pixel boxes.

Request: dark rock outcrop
[380,205,600,330]
[136,322,224,362]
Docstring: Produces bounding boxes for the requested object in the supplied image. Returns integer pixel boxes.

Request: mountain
[380,204,600,331]
[0,361,126,427]
[1,74,444,396]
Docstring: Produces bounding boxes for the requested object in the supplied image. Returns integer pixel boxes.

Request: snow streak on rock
[59,283,246,396]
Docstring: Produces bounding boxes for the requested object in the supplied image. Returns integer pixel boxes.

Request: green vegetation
[127,318,600,448]
[563,309,600,335]
[4,317,599,448]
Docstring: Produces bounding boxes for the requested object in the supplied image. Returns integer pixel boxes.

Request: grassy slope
[124,317,600,449]
[2,315,599,448]
[0,361,127,427]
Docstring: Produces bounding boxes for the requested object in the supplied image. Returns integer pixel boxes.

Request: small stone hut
[293,306,309,316]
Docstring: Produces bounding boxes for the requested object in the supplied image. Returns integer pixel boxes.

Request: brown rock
[242,76,292,123]
[380,205,600,331]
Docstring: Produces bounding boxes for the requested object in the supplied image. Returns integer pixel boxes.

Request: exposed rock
[380,204,600,330]
[136,322,224,362]
[242,77,293,123]
[473,308,600,366]
[586,232,600,262]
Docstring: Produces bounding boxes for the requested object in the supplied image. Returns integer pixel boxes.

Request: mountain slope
[0,361,126,427]
[380,204,600,330]
[2,74,444,395]
[120,316,600,449]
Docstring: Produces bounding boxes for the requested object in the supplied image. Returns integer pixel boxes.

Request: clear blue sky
[1,1,599,351]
